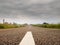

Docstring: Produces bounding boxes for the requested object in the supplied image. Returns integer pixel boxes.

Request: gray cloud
[0,0,60,23]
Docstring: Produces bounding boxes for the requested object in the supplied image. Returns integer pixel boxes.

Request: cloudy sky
[0,0,60,24]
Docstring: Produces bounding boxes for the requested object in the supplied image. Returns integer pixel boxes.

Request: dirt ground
[0,26,60,45]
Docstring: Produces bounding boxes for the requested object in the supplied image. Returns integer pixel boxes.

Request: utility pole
[3,19,5,24]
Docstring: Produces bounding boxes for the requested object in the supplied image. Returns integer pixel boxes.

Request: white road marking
[19,31,35,45]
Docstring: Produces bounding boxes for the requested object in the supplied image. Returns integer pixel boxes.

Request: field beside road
[0,26,60,45]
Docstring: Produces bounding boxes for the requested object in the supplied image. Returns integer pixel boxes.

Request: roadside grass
[32,24,60,29]
[0,24,26,29]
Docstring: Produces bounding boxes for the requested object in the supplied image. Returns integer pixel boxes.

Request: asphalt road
[0,26,60,45]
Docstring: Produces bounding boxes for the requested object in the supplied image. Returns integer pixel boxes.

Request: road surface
[0,26,60,45]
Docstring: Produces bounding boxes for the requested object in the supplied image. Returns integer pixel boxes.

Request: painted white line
[19,31,35,45]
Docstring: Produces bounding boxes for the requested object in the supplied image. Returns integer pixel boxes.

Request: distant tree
[13,22,17,25]
[9,23,12,24]
[24,23,28,26]
[43,22,48,24]
[4,22,8,24]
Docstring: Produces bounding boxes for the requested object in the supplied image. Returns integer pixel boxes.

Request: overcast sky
[0,0,60,24]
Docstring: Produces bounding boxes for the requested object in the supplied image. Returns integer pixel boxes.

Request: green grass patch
[0,23,26,29]
[32,24,60,29]
[0,24,17,29]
